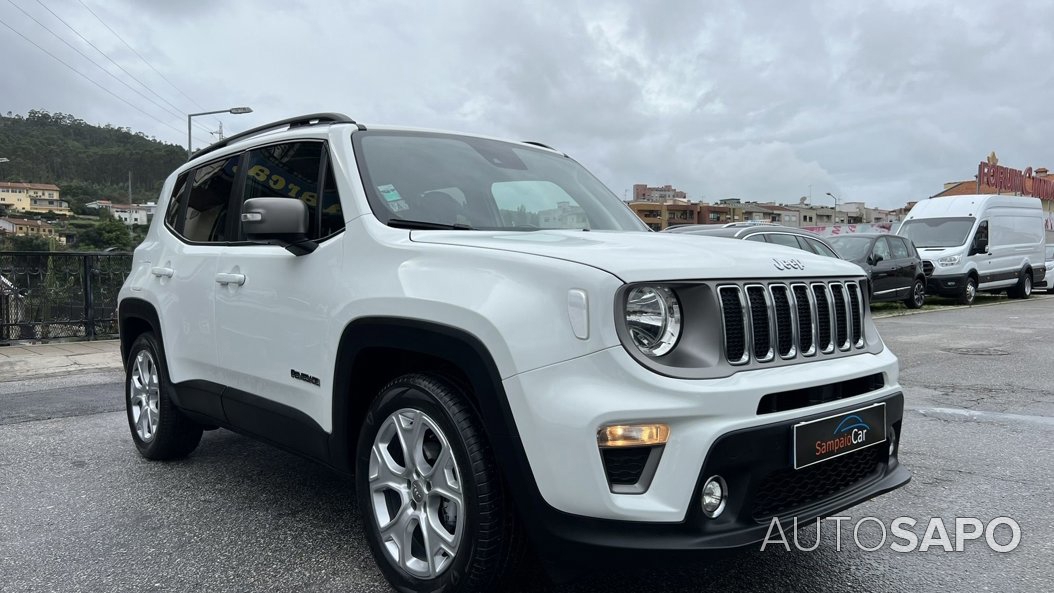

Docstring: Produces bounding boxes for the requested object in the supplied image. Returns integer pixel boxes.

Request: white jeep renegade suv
[117,113,910,592]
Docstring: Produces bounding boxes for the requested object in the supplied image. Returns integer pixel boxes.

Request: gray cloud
[2,0,1052,208]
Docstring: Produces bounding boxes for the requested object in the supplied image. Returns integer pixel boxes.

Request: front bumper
[926,272,967,296]
[539,392,908,556]
[494,343,910,560]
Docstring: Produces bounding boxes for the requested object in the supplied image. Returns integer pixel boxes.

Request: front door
[870,237,898,298]
[213,140,347,438]
[886,236,914,297]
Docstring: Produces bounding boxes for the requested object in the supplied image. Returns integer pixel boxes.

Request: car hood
[410,230,865,282]
[913,246,963,259]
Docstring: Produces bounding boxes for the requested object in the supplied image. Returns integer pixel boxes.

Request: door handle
[215,273,246,286]
[151,267,174,278]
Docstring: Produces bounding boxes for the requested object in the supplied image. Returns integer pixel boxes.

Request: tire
[1007,269,1032,299]
[125,332,203,460]
[957,275,977,305]
[356,374,521,593]
[904,278,926,309]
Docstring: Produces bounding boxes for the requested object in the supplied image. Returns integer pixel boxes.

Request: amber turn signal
[597,423,670,448]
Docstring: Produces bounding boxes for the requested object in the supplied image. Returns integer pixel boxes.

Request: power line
[75,0,207,112]
[5,0,194,125]
[0,14,210,145]
[32,0,205,129]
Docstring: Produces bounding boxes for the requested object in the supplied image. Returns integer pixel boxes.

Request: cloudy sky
[2,0,1053,208]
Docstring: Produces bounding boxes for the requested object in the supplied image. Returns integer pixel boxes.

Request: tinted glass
[807,238,839,258]
[829,235,874,260]
[183,157,239,242]
[767,233,804,251]
[899,217,975,247]
[888,236,910,259]
[319,163,345,238]
[164,171,190,232]
[243,142,324,239]
[872,237,892,260]
[744,234,768,243]
[354,132,647,231]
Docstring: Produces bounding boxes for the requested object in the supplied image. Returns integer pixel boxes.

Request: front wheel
[125,333,202,459]
[904,279,926,309]
[957,276,977,305]
[356,374,521,593]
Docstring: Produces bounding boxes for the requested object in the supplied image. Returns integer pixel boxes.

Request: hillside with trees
[0,110,185,208]
[0,110,186,251]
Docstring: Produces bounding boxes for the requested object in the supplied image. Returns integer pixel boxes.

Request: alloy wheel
[129,350,160,442]
[913,283,924,307]
[368,408,465,579]
[966,280,976,303]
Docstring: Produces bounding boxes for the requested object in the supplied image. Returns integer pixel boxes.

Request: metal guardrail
[0,251,131,342]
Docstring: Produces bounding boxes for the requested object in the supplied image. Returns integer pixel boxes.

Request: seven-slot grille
[718,280,866,366]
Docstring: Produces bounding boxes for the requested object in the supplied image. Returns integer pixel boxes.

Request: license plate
[793,403,887,469]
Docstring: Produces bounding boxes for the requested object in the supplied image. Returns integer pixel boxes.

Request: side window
[164,171,190,232]
[242,142,326,240]
[793,236,816,253]
[807,238,839,258]
[744,233,768,243]
[319,162,345,238]
[888,236,910,259]
[183,157,240,242]
[872,237,892,261]
[767,233,803,250]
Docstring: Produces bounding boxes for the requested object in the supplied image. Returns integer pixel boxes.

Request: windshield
[828,236,873,260]
[898,217,975,248]
[353,131,648,231]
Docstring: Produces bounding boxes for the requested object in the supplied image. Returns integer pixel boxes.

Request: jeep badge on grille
[772,258,804,271]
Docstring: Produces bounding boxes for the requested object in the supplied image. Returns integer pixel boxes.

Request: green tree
[74,218,132,251]
[4,234,52,251]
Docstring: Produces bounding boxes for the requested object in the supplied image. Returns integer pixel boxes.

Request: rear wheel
[904,278,925,309]
[356,374,521,593]
[125,333,202,460]
[1008,269,1032,299]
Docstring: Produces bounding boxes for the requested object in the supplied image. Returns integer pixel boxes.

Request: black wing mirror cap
[241,197,317,256]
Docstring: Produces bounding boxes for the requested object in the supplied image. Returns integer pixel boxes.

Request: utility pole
[210,121,224,141]
[128,171,133,226]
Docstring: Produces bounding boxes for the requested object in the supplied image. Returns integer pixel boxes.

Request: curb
[872,293,1054,319]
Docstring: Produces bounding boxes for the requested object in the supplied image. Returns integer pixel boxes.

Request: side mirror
[972,240,988,255]
[871,252,883,264]
[241,197,317,256]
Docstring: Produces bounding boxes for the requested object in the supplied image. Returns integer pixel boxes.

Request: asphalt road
[2,298,1053,592]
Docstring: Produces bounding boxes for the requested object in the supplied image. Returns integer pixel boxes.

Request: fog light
[701,475,727,518]
[597,424,670,448]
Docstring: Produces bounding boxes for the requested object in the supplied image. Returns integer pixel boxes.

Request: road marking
[911,406,1054,427]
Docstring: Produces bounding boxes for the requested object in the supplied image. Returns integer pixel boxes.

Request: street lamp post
[825,192,840,224]
[187,107,253,159]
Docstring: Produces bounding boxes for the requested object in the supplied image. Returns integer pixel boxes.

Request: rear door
[153,156,239,395]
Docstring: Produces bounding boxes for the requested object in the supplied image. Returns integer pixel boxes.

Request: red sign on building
[977,161,1054,201]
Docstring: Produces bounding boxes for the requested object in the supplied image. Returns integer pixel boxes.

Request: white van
[898,195,1046,305]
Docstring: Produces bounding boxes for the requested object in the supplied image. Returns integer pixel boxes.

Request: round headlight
[625,286,682,357]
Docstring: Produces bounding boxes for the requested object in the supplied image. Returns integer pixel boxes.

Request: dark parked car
[663,223,841,257]
[829,234,926,308]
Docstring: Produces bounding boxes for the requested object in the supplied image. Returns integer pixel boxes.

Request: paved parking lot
[1,298,1052,592]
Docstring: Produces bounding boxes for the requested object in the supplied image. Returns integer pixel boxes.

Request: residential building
[110,204,151,226]
[85,200,113,210]
[632,184,688,203]
[0,217,66,245]
[0,182,65,214]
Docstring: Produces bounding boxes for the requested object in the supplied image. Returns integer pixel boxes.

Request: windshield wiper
[388,218,474,231]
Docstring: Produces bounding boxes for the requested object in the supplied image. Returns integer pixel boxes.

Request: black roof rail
[522,140,558,151]
[192,113,365,160]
